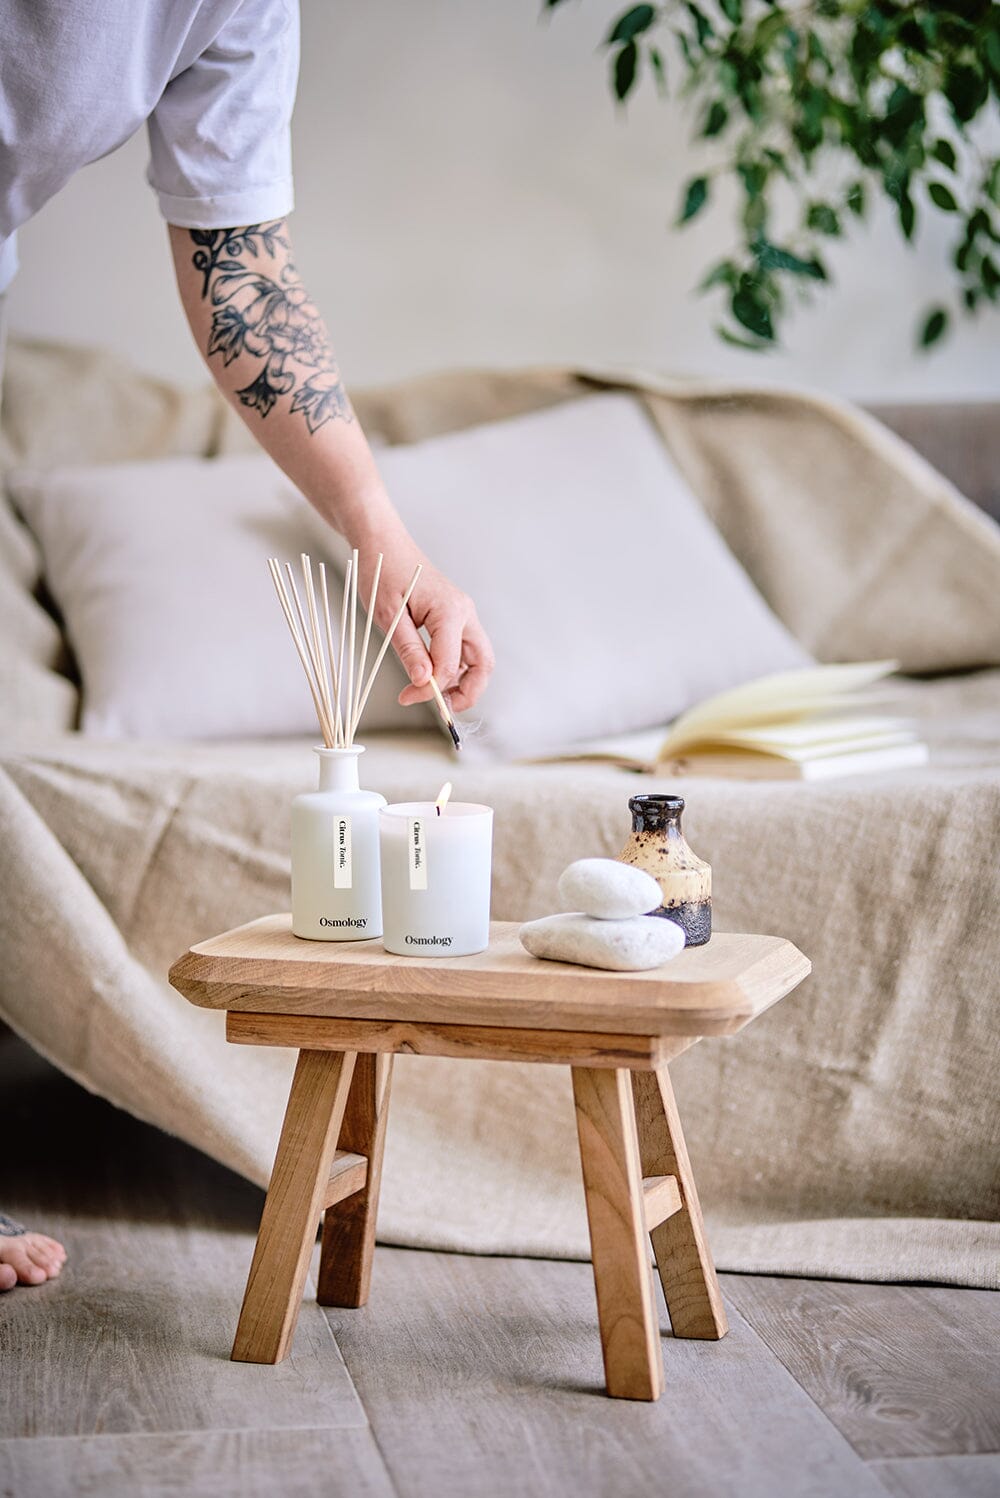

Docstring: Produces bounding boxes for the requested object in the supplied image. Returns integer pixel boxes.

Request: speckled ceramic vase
[617,793,712,946]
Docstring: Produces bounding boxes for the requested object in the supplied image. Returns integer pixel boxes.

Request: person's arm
[168,219,493,712]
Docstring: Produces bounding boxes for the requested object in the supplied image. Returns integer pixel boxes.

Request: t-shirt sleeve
[146,0,299,228]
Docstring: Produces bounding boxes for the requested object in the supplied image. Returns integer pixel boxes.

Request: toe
[26,1240,59,1275]
[39,1236,67,1262]
[6,1244,47,1285]
[0,1264,16,1292]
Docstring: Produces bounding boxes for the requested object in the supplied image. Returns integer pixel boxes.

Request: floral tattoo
[189,224,352,433]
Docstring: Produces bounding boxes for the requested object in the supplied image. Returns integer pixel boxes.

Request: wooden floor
[1,1030,997,1498]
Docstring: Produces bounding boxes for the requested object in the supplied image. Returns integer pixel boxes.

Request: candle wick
[436,806,441,816]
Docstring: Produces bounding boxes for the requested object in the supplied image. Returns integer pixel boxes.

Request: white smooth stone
[519,912,685,972]
[557,857,662,920]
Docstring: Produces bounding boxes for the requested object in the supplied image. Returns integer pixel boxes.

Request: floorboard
[323,1247,890,1498]
[4,1030,998,1498]
[871,1455,1000,1498]
[725,1274,1000,1460]
[0,1428,396,1498]
[0,1032,367,1441]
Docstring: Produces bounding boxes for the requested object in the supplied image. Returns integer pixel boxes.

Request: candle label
[408,816,428,890]
[333,815,353,889]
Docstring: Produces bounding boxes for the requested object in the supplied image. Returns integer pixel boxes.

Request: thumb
[390,613,432,690]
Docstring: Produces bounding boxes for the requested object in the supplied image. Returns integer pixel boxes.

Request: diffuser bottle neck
[315,747,363,793]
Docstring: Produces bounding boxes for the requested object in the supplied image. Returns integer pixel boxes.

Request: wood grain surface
[226,1009,696,1069]
[318,1052,393,1308]
[323,1247,891,1498]
[0,1429,395,1498]
[170,915,811,1037]
[571,1067,664,1400]
[6,1029,995,1498]
[726,1275,1000,1459]
[632,1068,729,1341]
[231,1048,358,1364]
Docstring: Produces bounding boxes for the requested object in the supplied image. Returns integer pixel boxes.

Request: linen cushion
[376,392,811,756]
[8,454,413,740]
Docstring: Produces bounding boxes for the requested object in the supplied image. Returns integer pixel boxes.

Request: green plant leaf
[715,325,768,351]
[845,181,866,217]
[986,159,1000,206]
[702,100,728,136]
[985,29,1000,81]
[899,191,916,241]
[945,64,988,124]
[919,307,949,347]
[677,176,709,224]
[613,40,639,100]
[607,5,656,45]
[732,278,775,340]
[928,181,959,212]
[698,259,738,292]
[719,0,742,24]
[686,4,713,47]
[807,202,841,236]
[932,138,957,171]
[754,239,826,279]
[649,45,667,93]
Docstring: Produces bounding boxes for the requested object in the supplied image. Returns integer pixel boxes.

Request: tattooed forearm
[188,224,353,434]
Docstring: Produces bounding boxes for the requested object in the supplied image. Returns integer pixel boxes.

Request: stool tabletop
[170,914,810,1038]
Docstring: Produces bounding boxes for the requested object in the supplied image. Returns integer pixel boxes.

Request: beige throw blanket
[2,343,999,1286]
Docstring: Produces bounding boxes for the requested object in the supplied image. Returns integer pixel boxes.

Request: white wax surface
[379,801,493,957]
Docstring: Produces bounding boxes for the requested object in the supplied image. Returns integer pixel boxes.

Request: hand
[358,533,495,715]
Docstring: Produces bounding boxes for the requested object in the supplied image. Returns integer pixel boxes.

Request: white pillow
[375,393,812,756]
[8,454,414,740]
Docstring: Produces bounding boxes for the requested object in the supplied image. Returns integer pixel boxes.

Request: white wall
[7,0,999,400]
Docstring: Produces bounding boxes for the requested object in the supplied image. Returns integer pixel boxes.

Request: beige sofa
[2,339,999,1288]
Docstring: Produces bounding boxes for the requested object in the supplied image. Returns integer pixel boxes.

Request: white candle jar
[379,801,493,957]
[291,746,386,941]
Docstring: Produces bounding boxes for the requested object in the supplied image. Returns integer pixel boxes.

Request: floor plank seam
[720,1297,897,1474]
[867,1452,1000,1465]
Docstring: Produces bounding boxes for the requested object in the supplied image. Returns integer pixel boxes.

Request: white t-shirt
[0,0,299,292]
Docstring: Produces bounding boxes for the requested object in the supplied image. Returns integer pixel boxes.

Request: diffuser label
[333,815,353,889]
[408,817,428,890]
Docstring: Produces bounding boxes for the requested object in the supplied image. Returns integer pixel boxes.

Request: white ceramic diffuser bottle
[291,746,386,941]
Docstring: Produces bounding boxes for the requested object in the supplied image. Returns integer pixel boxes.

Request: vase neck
[629,793,685,836]
[315,748,362,793]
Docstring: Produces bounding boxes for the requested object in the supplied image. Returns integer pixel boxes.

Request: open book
[538,662,929,780]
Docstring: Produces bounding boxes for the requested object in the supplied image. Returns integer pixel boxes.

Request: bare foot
[0,1215,67,1290]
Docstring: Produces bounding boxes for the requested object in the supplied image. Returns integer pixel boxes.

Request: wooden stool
[170,916,809,1401]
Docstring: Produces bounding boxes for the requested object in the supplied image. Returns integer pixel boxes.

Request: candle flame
[435,781,453,816]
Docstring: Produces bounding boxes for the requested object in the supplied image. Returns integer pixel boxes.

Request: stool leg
[572,1066,664,1401]
[631,1067,728,1340]
[317,1052,393,1308]
[232,1048,357,1364]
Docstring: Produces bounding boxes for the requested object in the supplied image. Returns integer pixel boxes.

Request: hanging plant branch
[543,0,1000,351]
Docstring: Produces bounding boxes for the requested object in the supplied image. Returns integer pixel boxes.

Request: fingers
[427,613,464,693]
[449,620,496,714]
[390,613,432,695]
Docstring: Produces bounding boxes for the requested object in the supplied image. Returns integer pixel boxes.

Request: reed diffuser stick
[301,554,335,743]
[351,551,383,742]
[335,556,354,747]
[318,561,340,741]
[428,675,463,751]
[345,548,359,750]
[352,563,423,730]
[267,560,334,746]
[269,553,425,750]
